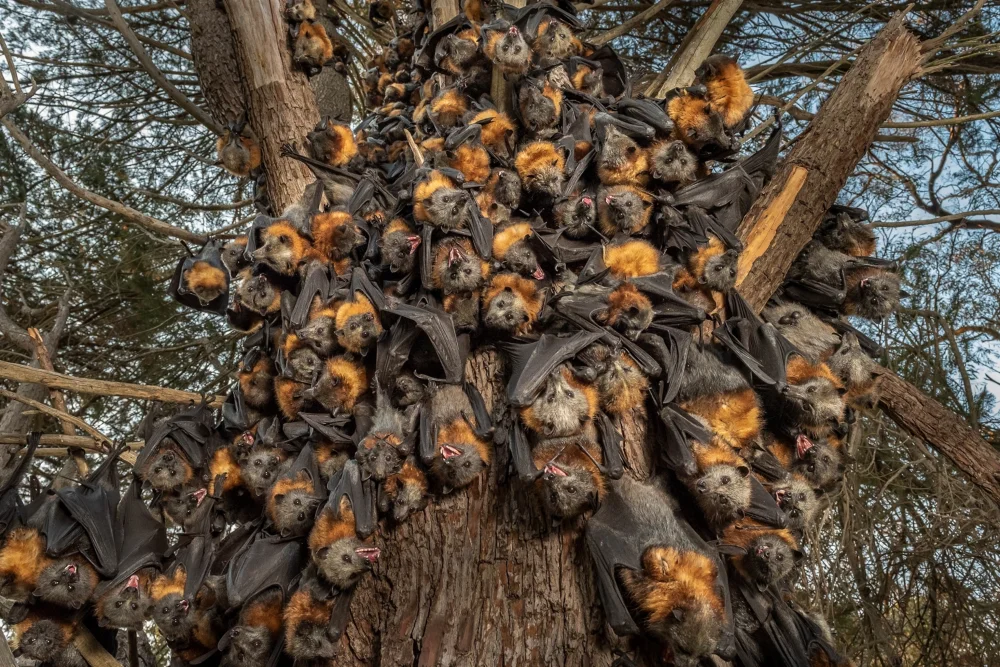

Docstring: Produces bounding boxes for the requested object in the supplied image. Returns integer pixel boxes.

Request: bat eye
[777,553,785,561]
[51,580,59,586]
[463,461,471,469]
[154,467,162,473]
[626,146,636,155]
[68,585,74,591]
[116,601,124,608]
[721,476,730,485]
[131,602,138,610]
[342,554,352,563]
[567,486,576,494]
[294,498,301,506]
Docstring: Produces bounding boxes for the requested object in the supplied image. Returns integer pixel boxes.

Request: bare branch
[0,118,208,244]
[644,0,744,97]
[0,360,226,407]
[103,0,223,135]
[0,388,112,447]
[0,205,33,353]
[873,209,1000,229]
[920,0,986,55]
[0,32,37,119]
[591,0,676,47]
[0,433,143,450]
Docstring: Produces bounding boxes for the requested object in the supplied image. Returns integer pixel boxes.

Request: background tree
[1,1,999,665]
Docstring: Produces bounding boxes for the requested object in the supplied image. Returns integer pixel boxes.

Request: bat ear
[736,465,750,478]
[899,289,911,298]
[317,546,329,559]
[274,493,286,503]
[672,608,685,622]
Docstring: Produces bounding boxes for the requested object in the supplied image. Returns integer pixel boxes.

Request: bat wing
[225,532,305,610]
[384,301,464,383]
[585,44,628,97]
[326,460,375,538]
[375,316,419,388]
[168,241,231,316]
[780,278,846,312]
[418,397,437,465]
[462,382,493,436]
[534,230,601,265]
[175,477,225,599]
[631,272,709,327]
[744,476,787,528]
[655,403,708,477]
[414,14,471,71]
[290,264,332,329]
[585,485,642,636]
[824,316,883,357]
[298,412,356,446]
[419,225,435,291]
[54,446,122,577]
[467,198,495,259]
[107,479,167,589]
[502,331,603,406]
[615,97,673,138]
[0,431,37,534]
[349,266,387,311]
[637,328,691,403]
[712,318,780,388]
[595,412,624,480]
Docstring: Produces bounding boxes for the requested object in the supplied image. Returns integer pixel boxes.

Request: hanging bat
[169,241,231,315]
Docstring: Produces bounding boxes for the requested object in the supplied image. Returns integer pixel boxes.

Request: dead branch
[0,388,112,448]
[0,433,142,450]
[0,360,226,407]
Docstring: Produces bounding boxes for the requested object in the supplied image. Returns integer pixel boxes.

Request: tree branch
[0,388,112,448]
[0,361,225,407]
[590,0,676,46]
[0,118,208,244]
[0,206,33,352]
[103,0,222,135]
[0,31,37,119]
[644,0,743,96]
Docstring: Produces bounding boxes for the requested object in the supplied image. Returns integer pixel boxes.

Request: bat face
[599,126,641,173]
[826,332,877,388]
[222,237,250,274]
[599,187,648,234]
[819,211,876,256]
[692,464,751,527]
[762,302,839,363]
[19,620,68,662]
[271,488,321,537]
[489,169,522,208]
[298,314,338,357]
[742,533,797,587]
[483,287,530,333]
[539,463,599,518]
[502,241,544,280]
[435,244,486,293]
[850,272,901,320]
[773,477,819,531]
[357,438,404,482]
[224,625,276,667]
[286,620,338,660]
[424,187,472,231]
[287,346,323,383]
[160,486,210,529]
[554,193,596,238]
[666,605,724,667]
[436,34,479,73]
[393,373,427,406]
[431,443,487,490]
[381,230,421,274]
[314,538,380,590]
[35,559,97,609]
[141,444,194,492]
[490,27,530,73]
[650,140,697,184]
[534,20,578,60]
[524,371,591,438]
[236,272,280,315]
[336,311,382,354]
[286,0,316,22]
[791,435,844,489]
[241,446,289,497]
[699,249,738,293]
[782,377,844,430]
[390,478,426,522]
[254,234,301,276]
[152,592,198,641]
[519,85,558,133]
[98,575,151,629]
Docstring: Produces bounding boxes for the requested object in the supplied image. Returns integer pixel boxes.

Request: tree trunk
[219,0,319,212]
[734,12,923,308]
[187,0,249,128]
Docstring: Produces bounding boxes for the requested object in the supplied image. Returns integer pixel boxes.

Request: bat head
[235,271,280,316]
[159,485,210,530]
[489,168,522,208]
[599,125,641,172]
[98,574,152,629]
[743,532,800,587]
[791,436,844,490]
[151,592,198,641]
[782,377,844,430]
[433,443,488,490]
[826,331,877,389]
[519,84,557,133]
[483,287,531,334]
[254,226,305,276]
[650,139,697,184]
[425,187,472,231]
[141,443,194,492]
[525,369,592,438]
[357,437,404,482]
[271,487,322,537]
[390,476,427,523]
[693,464,751,527]
[225,624,277,667]
[600,186,648,233]
[502,240,544,280]
[540,462,601,519]
[664,601,724,667]
[298,313,338,357]
[18,620,69,662]
[381,230,421,274]
[698,247,739,294]
[286,346,323,383]
[534,19,577,60]
[286,0,316,22]
[554,192,596,238]
[438,242,487,293]
[221,237,250,275]
[314,537,380,590]
[773,476,819,531]
[490,26,530,72]
[241,445,289,497]
[286,617,339,660]
[854,271,902,321]
[35,558,97,610]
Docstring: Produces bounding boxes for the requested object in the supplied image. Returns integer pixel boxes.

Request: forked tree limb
[732,12,1000,505]
[0,361,226,408]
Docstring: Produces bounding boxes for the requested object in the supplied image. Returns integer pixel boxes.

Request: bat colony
[1,0,905,665]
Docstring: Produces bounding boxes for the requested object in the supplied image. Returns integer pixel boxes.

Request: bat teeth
[355,547,381,563]
[441,445,463,459]
[795,434,814,459]
[544,463,567,477]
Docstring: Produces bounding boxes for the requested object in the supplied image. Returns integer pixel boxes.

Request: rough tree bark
[173,3,999,666]
[732,12,1000,507]
[187,0,249,128]
[219,0,319,212]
